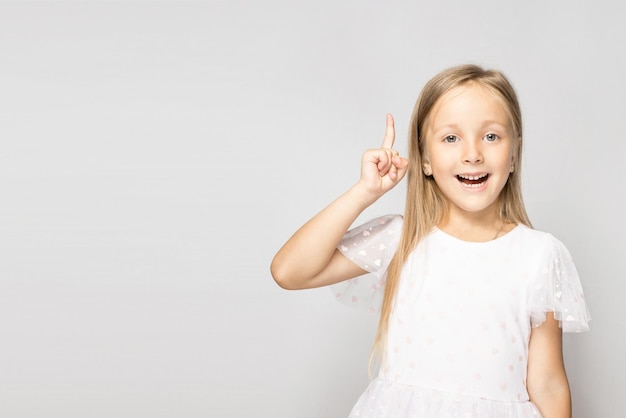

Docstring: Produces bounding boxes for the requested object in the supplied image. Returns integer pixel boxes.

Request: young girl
[270,64,590,417]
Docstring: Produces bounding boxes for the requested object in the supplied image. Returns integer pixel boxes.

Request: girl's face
[423,83,515,220]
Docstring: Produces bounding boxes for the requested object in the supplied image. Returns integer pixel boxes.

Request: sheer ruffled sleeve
[529,235,591,332]
[331,214,403,313]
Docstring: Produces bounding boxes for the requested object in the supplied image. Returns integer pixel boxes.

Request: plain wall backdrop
[0,1,623,417]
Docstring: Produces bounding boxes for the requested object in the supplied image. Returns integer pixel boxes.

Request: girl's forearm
[270,183,379,290]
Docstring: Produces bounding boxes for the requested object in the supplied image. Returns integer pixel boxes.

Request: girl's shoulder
[514,225,572,256]
[342,214,403,239]
[334,214,403,312]
[339,214,403,269]
[519,226,591,332]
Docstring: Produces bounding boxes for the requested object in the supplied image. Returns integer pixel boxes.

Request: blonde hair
[370,64,532,373]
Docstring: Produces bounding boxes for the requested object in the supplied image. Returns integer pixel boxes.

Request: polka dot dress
[333,215,590,418]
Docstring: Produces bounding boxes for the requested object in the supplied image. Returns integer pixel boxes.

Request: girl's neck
[437,207,516,242]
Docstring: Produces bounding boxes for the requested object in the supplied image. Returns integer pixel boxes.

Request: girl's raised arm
[270,114,408,290]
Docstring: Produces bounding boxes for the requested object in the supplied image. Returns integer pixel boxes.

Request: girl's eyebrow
[481,120,508,129]
[431,123,460,134]
[432,120,508,133]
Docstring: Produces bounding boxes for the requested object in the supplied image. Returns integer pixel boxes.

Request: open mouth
[456,173,489,188]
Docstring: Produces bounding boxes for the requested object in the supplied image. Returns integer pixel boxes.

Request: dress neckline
[432,224,522,245]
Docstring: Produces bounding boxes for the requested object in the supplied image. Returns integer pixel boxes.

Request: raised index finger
[381,113,395,149]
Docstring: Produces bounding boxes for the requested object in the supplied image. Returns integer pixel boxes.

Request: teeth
[461,182,485,188]
[458,174,488,180]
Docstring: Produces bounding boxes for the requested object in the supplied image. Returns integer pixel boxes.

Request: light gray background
[0,1,622,417]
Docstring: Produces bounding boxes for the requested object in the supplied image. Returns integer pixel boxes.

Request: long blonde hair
[370,64,532,372]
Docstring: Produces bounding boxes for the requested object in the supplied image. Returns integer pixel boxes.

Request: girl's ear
[421,140,432,176]
[423,161,432,176]
[510,136,520,173]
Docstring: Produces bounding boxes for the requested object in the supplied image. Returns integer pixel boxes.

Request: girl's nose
[463,141,483,164]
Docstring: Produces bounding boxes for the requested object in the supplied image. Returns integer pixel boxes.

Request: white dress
[333,215,591,418]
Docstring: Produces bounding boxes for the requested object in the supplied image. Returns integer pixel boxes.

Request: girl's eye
[444,135,459,143]
[484,133,499,142]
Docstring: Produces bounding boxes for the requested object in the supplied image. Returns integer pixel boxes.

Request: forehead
[426,83,512,132]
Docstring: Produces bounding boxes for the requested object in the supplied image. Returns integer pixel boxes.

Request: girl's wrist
[349,182,384,208]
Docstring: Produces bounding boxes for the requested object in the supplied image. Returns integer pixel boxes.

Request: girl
[270,64,590,417]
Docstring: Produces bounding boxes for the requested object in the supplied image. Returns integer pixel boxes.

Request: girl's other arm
[527,312,572,418]
[270,114,408,290]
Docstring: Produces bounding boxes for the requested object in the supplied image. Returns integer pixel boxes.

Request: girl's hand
[357,114,409,198]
